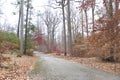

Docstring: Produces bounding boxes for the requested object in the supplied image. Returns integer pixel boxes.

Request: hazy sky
[1,0,102,27]
[1,0,48,25]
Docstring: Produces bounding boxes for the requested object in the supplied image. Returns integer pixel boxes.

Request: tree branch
[45,5,62,9]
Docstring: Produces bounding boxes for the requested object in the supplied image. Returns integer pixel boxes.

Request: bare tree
[84,9,89,37]
[42,10,60,52]
[11,0,21,38]
[42,10,51,52]
[24,0,30,54]
[81,10,84,37]
[80,0,90,37]
[61,0,67,56]
[20,0,24,54]
[55,0,67,56]
[17,5,21,38]
[50,13,60,45]
[91,0,96,33]
[70,4,80,43]
[49,0,67,55]
[67,0,73,56]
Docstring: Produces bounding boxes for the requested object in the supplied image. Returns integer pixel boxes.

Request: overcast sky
[0,0,103,27]
[1,0,48,25]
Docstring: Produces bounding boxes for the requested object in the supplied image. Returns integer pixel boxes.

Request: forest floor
[0,53,36,80]
[49,53,120,75]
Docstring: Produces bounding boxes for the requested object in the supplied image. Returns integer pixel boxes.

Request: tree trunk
[67,0,73,56]
[47,26,51,53]
[109,0,114,56]
[84,10,89,37]
[17,6,21,38]
[24,0,30,54]
[20,0,24,54]
[62,0,67,56]
[81,10,84,37]
[51,28,55,45]
[92,3,95,34]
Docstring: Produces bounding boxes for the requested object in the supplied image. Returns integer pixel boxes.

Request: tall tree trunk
[92,1,95,34]
[20,0,24,54]
[24,0,30,54]
[81,10,84,37]
[51,28,55,45]
[114,0,119,26]
[109,0,113,17]
[67,0,73,56]
[17,6,21,38]
[47,26,51,53]
[62,0,67,56]
[84,10,89,37]
[109,0,114,56]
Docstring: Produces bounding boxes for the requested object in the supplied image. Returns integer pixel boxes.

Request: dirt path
[27,51,120,80]
[50,53,120,74]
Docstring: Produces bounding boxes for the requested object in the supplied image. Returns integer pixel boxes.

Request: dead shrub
[26,49,34,56]
[73,45,88,57]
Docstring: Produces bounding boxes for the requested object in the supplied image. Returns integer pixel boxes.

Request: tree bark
[17,6,21,38]
[67,0,73,56]
[20,0,24,54]
[84,10,89,37]
[62,0,67,56]
[24,0,30,54]
[109,0,114,56]
[81,10,84,37]
[92,1,95,34]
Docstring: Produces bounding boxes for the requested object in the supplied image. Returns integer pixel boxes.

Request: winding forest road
[27,51,120,80]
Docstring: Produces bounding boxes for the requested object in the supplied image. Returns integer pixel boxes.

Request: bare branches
[40,9,61,52]
[45,5,62,9]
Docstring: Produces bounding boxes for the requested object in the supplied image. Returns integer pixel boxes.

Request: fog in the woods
[0,0,120,80]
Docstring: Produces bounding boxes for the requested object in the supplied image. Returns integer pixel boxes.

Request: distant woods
[0,0,120,61]
[34,0,120,62]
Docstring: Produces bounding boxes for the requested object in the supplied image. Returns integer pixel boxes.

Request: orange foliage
[88,9,120,61]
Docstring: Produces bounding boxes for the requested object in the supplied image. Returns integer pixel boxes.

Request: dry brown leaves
[0,54,36,80]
